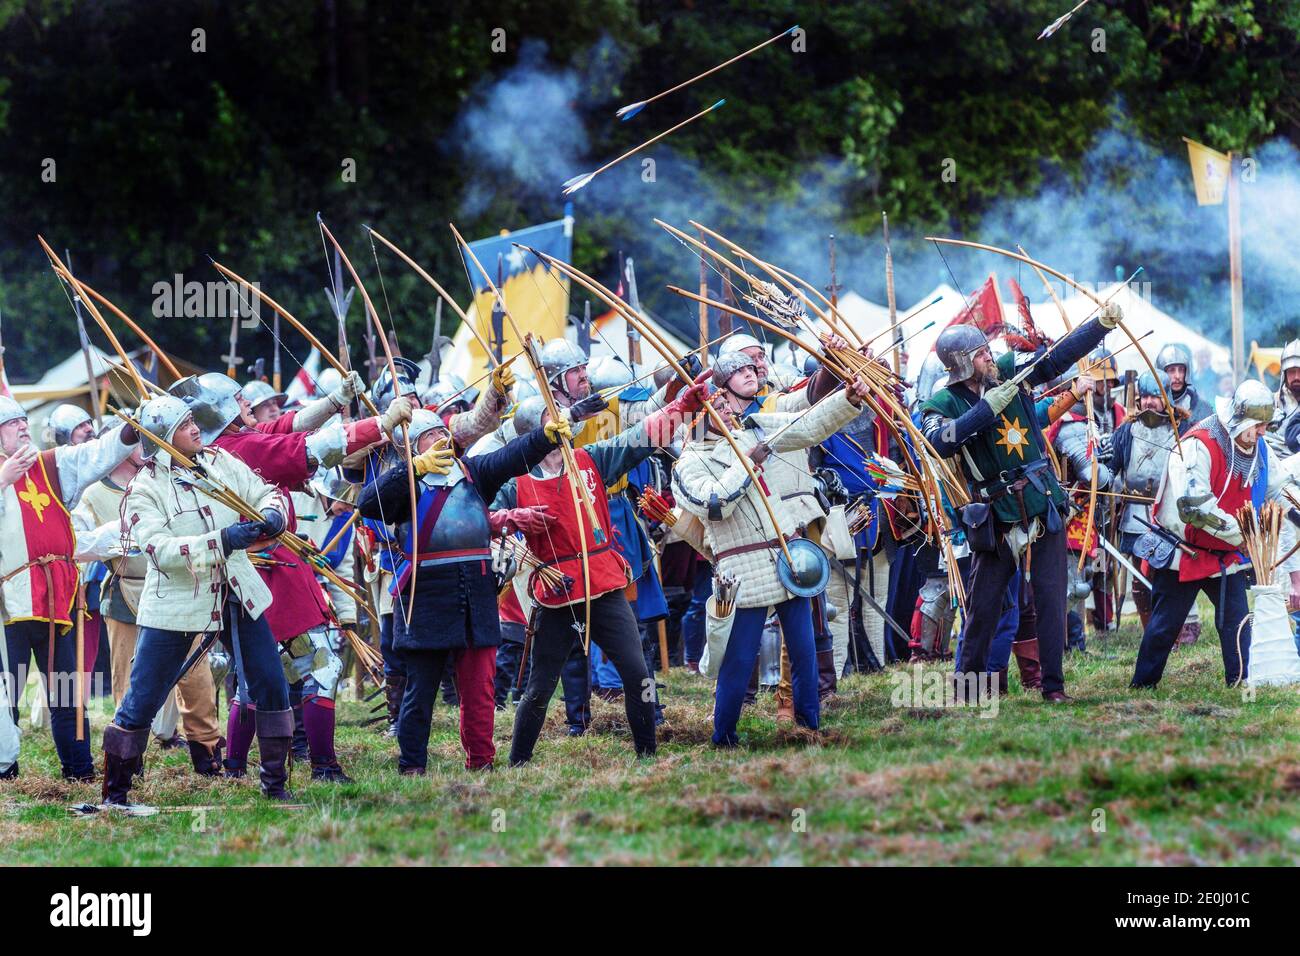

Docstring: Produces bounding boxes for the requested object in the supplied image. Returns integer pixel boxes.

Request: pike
[425,299,452,386]
[323,248,357,374]
[614,25,797,120]
[491,254,506,365]
[562,99,726,195]
[623,254,643,365]
[222,307,242,378]
[882,213,901,374]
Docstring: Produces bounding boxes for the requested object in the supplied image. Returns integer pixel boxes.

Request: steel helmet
[1155,342,1193,373]
[1282,339,1300,375]
[537,339,589,393]
[170,373,243,444]
[0,395,25,429]
[369,357,421,409]
[513,396,548,438]
[719,333,764,358]
[1085,348,1120,384]
[405,408,450,451]
[137,395,194,460]
[1136,370,1171,398]
[242,380,287,411]
[712,351,758,390]
[309,469,358,505]
[1215,379,1275,438]
[43,403,92,446]
[934,324,989,381]
[422,379,472,414]
[588,355,635,393]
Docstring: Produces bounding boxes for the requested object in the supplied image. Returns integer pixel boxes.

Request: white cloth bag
[698,600,737,680]
[1245,584,1300,687]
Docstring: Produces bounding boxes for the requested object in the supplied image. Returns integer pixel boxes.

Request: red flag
[1003,277,1052,352]
[945,276,1003,335]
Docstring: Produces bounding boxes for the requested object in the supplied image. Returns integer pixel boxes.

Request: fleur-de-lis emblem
[18,475,50,522]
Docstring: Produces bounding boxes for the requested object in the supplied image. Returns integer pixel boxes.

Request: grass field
[6,620,1300,866]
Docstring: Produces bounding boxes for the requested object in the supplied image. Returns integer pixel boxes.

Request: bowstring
[313,222,408,626]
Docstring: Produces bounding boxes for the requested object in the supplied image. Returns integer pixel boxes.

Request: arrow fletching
[615,101,646,122]
[561,171,595,195]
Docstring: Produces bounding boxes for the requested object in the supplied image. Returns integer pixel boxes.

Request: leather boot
[743,659,759,707]
[255,708,296,801]
[310,756,355,783]
[1011,638,1042,691]
[1174,621,1201,648]
[101,724,155,815]
[291,699,309,760]
[383,675,406,735]
[816,648,838,700]
[0,762,17,779]
[188,737,224,777]
[996,668,1009,695]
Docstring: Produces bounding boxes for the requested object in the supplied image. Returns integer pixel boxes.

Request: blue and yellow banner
[454,209,573,371]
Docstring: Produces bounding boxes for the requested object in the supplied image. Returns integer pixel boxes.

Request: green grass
[6,620,1300,865]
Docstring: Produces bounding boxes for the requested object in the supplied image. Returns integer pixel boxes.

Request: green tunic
[922,352,1065,523]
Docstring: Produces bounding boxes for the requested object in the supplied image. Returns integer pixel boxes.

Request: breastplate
[423,477,489,554]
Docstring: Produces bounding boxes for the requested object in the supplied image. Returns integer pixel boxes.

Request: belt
[410,547,491,569]
[536,542,615,571]
[714,538,782,562]
[0,554,71,678]
[973,460,1050,503]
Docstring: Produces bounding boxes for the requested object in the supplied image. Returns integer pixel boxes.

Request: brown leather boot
[255,708,296,801]
[816,648,838,700]
[1174,621,1201,647]
[1012,639,1042,690]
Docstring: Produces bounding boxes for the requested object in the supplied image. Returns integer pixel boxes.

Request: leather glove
[412,438,455,477]
[1096,434,1114,464]
[330,370,365,403]
[381,396,413,437]
[544,417,573,445]
[983,380,1020,415]
[257,507,286,538]
[120,422,139,445]
[497,506,554,535]
[747,441,771,467]
[491,363,516,394]
[568,393,609,421]
[221,520,266,554]
[1099,301,1123,329]
[664,369,712,416]
[681,353,703,381]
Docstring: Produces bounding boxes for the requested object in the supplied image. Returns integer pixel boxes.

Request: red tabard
[1177,426,1252,582]
[12,450,77,626]
[516,449,630,607]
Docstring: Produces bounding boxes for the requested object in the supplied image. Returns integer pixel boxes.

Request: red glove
[665,369,712,415]
[490,506,555,535]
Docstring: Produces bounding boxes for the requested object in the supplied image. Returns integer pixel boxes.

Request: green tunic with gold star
[921,351,1066,524]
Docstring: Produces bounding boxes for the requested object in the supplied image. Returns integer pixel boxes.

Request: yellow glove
[544,417,573,445]
[412,438,455,477]
[491,363,516,394]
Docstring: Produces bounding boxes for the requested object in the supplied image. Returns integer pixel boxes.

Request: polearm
[623,256,643,365]
[491,254,506,365]
[883,213,900,375]
[272,311,282,393]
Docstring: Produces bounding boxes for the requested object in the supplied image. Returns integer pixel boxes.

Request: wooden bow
[363,226,501,367]
[449,224,600,649]
[37,237,149,399]
[317,215,419,626]
[209,258,381,417]
[521,244,801,566]
[926,237,1182,455]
